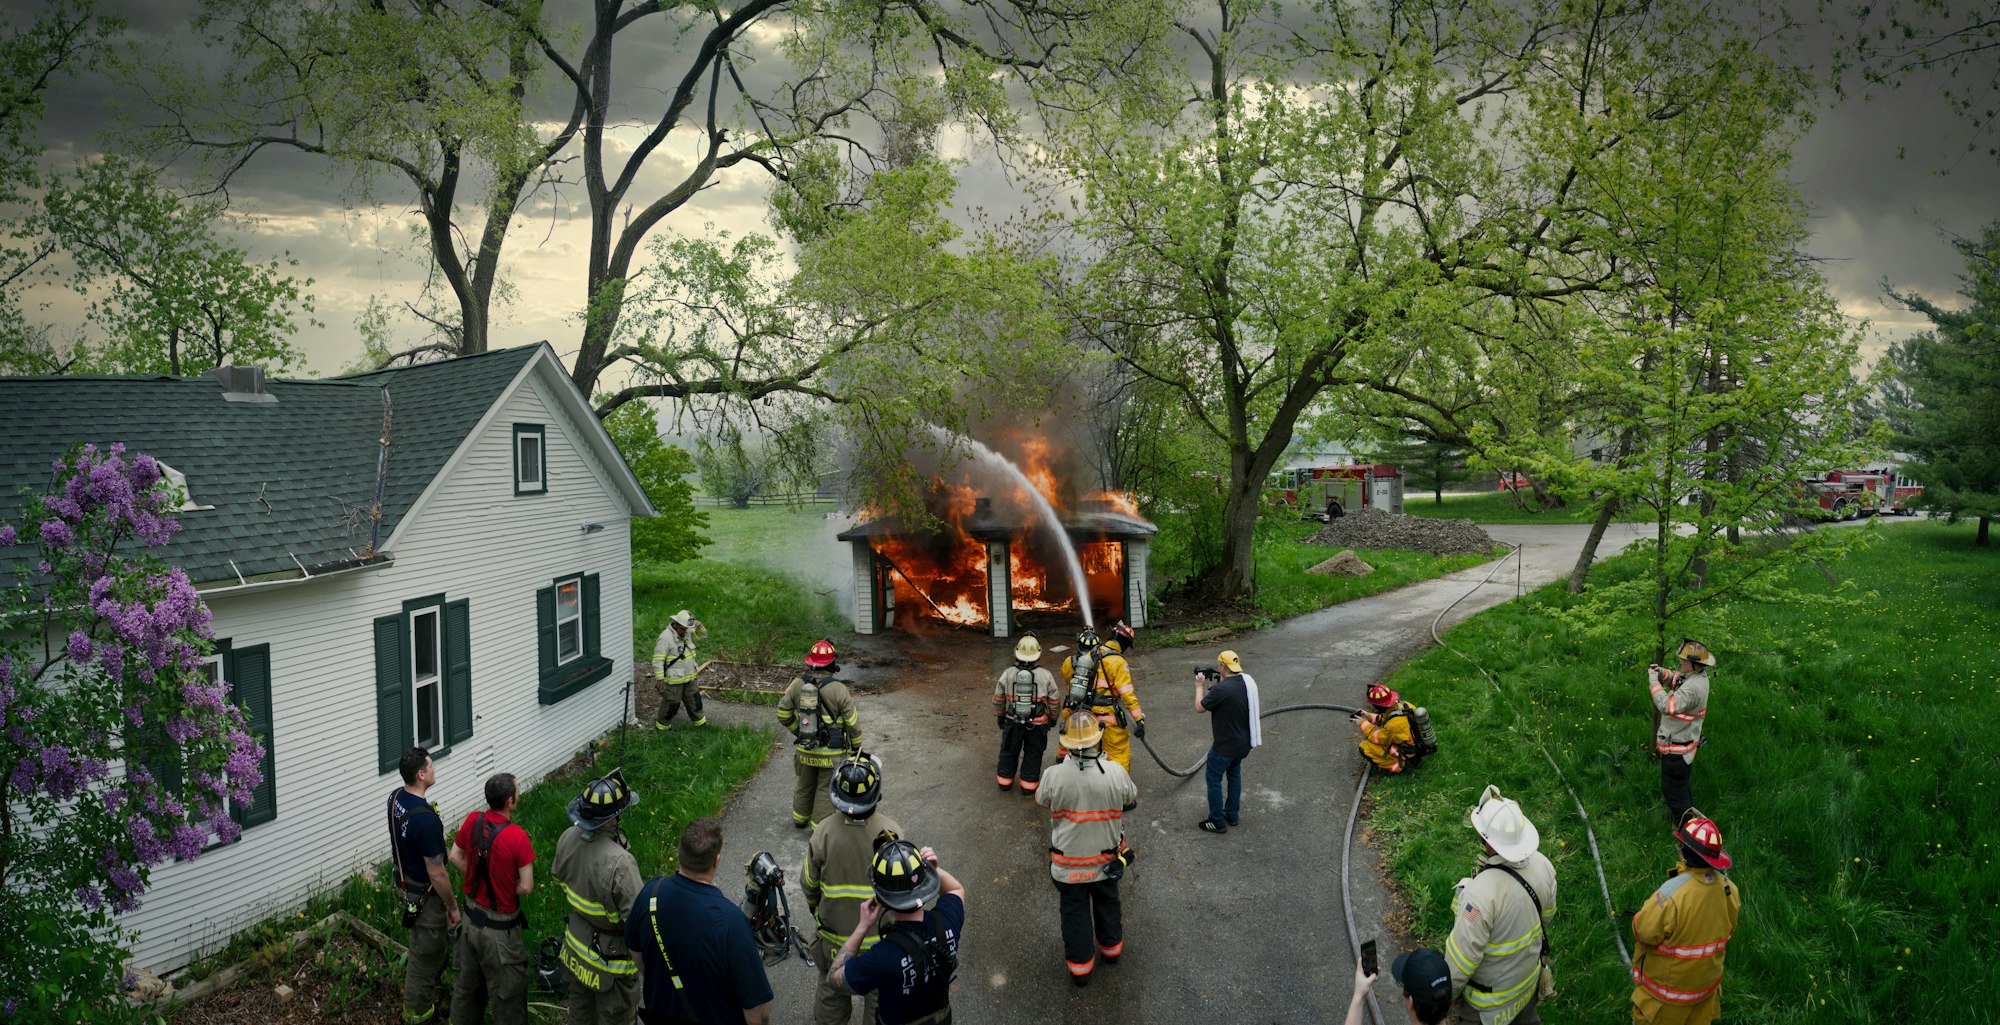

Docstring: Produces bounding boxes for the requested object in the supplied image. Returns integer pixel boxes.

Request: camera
[1195,667,1220,684]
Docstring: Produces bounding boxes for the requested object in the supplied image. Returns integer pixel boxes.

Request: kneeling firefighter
[551,772,644,1025]
[1056,623,1146,771]
[994,635,1060,792]
[802,752,900,1025]
[779,639,863,828]
[1354,683,1437,774]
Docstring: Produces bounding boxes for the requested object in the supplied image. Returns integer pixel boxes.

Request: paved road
[693,523,1649,1025]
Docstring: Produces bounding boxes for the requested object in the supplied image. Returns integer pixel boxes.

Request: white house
[0,343,656,971]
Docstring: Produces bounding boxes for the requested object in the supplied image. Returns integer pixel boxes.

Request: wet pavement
[691,523,1650,1025]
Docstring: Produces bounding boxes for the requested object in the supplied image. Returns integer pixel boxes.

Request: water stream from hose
[929,426,1094,628]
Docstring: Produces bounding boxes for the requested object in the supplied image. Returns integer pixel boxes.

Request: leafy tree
[1042,0,1804,598]
[694,425,776,510]
[602,402,711,563]
[1879,221,2000,545]
[141,0,1157,398]
[1830,0,2000,162]
[1372,431,1467,506]
[0,445,264,1022]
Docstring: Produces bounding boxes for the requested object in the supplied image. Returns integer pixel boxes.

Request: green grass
[178,722,773,1021]
[1368,520,2000,1023]
[1400,490,1650,524]
[633,508,849,667]
[1150,518,1502,642]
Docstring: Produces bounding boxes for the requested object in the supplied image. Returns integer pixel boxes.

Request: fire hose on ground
[1128,540,1627,1025]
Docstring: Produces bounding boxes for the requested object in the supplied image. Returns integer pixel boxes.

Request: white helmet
[1469,784,1539,864]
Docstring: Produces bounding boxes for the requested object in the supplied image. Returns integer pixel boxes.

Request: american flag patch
[1462,903,1481,924]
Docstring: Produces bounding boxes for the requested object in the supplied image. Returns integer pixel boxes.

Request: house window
[157,640,276,834]
[514,424,546,495]
[411,606,443,749]
[537,572,613,705]
[555,577,583,664]
[375,597,473,775]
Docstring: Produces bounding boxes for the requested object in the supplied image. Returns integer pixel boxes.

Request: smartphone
[1360,939,1378,977]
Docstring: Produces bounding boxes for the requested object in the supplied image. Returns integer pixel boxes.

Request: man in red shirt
[448,773,537,1025]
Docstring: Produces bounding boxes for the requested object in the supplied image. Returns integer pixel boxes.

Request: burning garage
[838,441,1155,638]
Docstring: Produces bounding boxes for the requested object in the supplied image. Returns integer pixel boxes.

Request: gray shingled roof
[0,345,540,588]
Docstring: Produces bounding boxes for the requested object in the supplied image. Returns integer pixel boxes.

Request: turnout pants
[793,760,835,826]
[997,723,1049,790]
[1056,878,1123,980]
[1456,989,1542,1025]
[401,893,450,1024]
[565,965,640,1025]
[1660,753,1694,824]
[809,935,879,1025]
[450,912,529,1025]
[1631,987,1720,1025]
[654,679,703,726]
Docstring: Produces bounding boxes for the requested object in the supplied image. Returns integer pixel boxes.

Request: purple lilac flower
[37,519,73,547]
[66,631,92,664]
[0,524,15,546]
[76,886,104,911]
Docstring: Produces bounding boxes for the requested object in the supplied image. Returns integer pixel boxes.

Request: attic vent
[213,365,277,404]
[156,462,213,512]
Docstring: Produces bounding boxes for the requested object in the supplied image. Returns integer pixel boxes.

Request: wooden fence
[691,491,840,509]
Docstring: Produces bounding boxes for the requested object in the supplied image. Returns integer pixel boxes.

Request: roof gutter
[193,553,393,598]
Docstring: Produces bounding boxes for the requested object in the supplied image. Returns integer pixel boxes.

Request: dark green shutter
[582,574,602,659]
[443,599,473,745]
[375,613,410,774]
[536,586,557,686]
[232,644,277,828]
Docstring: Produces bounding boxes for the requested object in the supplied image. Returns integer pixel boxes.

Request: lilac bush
[1,444,263,1022]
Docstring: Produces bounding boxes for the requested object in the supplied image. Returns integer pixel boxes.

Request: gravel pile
[1302,505,1499,557]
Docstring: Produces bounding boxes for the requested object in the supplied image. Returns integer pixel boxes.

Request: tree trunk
[1979,516,1991,546]
[1567,499,1618,593]
[168,323,180,376]
[1213,468,1264,598]
[1652,509,1671,664]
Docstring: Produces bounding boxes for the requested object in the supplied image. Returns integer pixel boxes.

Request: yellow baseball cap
[1217,650,1242,672]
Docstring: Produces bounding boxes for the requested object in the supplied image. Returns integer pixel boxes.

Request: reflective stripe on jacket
[1035,754,1138,884]
[1650,668,1708,759]
[552,824,643,989]
[1358,706,1415,772]
[994,664,1061,724]
[653,627,698,683]
[804,809,901,949]
[1445,852,1557,1025]
[1631,865,1740,1008]
[778,676,862,767]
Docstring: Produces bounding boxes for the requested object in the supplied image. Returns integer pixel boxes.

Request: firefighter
[1056,623,1146,771]
[1629,813,1741,1025]
[552,772,644,1025]
[1354,683,1418,774]
[994,634,1061,792]
[1647,638,1714,824]
[778,639,863,828]
[802,753,899,1025]
[651,609,707,730]
[1037,711,1140,987]
[1445,785,1557,1025]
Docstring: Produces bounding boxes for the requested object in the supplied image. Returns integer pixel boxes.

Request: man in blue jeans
[1194,650,1260,833]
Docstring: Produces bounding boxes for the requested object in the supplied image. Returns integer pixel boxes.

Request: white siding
[117,367,639,971]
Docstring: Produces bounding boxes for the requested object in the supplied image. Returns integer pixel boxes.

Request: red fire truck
[1801,469,1924,519]
[1266,464,1405,518]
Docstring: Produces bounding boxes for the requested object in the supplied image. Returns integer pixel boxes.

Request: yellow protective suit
[1058,641,1145,771]
[1630,864,1741,1025]
[1357,704,1416,773]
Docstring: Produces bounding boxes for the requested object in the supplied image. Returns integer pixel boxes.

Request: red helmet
[1367,684,1400,709]
[1110,621,1136,650]
[806,639,838,668]
[1674,813,1732,869]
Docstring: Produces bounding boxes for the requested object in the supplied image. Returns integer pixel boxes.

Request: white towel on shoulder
[1242,672,1263,749]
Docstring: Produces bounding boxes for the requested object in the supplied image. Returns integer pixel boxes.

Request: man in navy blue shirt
[626,817,773,1025]
[829,841,964,1025]
[389,746,458,1025]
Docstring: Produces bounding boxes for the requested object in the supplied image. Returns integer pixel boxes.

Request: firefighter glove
[1133,720,1147,740]
[996,716,1008,732]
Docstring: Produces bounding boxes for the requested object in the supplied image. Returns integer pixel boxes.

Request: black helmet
[1110,621,1135,651]
[566,771,639,830]
[829,752,884,818]
[870,839,940,912]
[1077,627,1101,650]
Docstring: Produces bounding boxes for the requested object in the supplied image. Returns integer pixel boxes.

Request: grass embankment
[1368,521,1999,1023]
[1401,490,1651,524]
[1150,517,1501,642]
[183,724,772,1021]
[634,507,846,667]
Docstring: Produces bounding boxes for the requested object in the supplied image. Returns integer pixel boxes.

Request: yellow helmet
[1014,635,1042,661]
[1676,638,1716,667]
[1059,710,1103,751]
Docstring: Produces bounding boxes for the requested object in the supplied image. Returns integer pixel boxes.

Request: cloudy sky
[9,0,1998,377]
